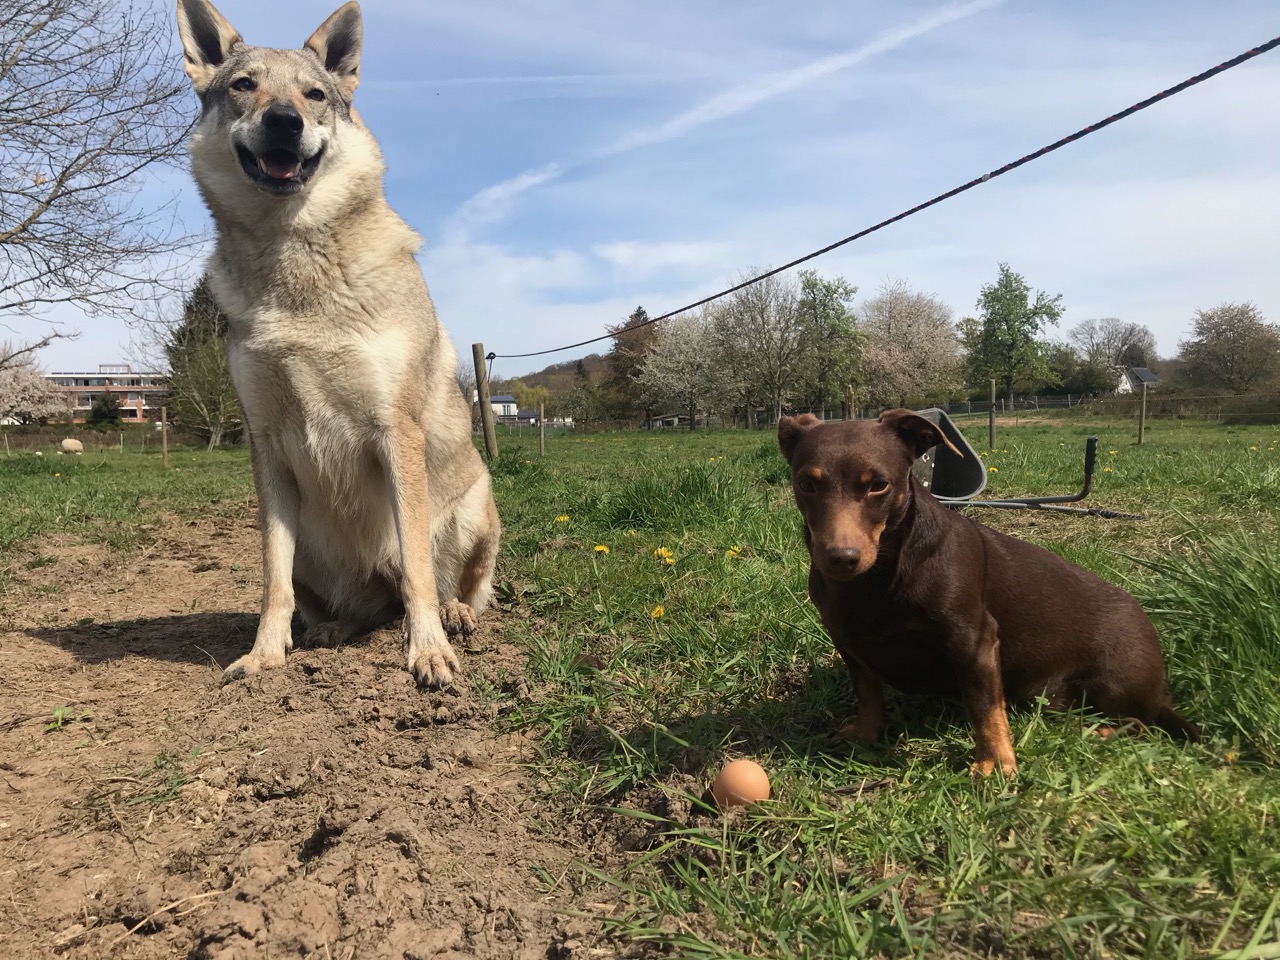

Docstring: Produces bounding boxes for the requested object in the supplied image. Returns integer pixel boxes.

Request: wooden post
[988,379,996,451]
[1138,381,1148,445]
[845,384,855,421]
[3,433,9,457]
[471,343,498,462]
[119,431,124,452]
[161,406,169,468]
[538,402,546,457]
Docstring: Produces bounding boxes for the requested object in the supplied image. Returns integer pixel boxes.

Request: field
[1,417,1279,959]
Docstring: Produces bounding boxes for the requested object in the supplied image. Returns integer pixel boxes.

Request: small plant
[45,706,91,732]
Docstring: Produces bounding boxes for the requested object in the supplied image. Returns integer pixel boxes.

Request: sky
[19,0,1280,378]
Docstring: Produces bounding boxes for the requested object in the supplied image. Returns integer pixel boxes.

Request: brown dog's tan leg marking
[954,616,1018,777]
[839,665,886,745]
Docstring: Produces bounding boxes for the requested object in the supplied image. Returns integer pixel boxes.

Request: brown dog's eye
[797,477,817,494]
[231,77,256,92]
[868,479,890,494]
[306,88,326,102]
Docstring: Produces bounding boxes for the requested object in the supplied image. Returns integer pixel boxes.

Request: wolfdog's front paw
[222,649,286,684]
[406,616,461,689]
[408,642,460,689]
[439,600,479,638]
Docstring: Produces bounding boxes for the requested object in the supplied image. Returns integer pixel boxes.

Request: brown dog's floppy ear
[878,409,962,460]
[176,0,243,94]
[305,2,363,101]
[778,413,821,463]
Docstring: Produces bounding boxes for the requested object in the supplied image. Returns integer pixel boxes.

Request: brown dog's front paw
[838,719,881,745]
[969,756,1017,778]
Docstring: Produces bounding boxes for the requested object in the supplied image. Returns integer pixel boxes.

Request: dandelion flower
[650,605,664,619]
[555,515,569,523]
[594,544,609,555]
[725,545,742,558]
[653,547,674,565]
[1104,466,1113,473]
[1108,450,1117,455]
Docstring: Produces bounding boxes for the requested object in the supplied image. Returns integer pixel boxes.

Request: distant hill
[512,353,608,391]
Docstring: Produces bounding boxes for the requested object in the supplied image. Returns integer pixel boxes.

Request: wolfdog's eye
[306,88,326,102]
[231,77,256,92]
[868,479,890,494]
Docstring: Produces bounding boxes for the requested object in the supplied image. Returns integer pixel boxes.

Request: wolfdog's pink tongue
[258,152,300,180]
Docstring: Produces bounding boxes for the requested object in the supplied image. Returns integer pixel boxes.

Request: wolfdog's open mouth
[235,144,325,194]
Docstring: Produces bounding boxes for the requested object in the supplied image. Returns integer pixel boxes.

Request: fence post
[988,380,996,451]
[119,431,124,452]
[161,406,169,468]
[471,343,498,462]
[538,402,546,457]
[845,384,855,421]
[1138,382,1148,445]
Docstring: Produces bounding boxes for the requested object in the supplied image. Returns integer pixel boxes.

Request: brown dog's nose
[826,546,861,571]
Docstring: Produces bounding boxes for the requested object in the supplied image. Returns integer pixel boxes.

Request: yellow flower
[726,545,742,558]
[1108,450,1117,455]
[1250,446,1258,452]
[650,605,664,619]
[1104,466,1113,473]
[594,544,609,555]
[191,457,197,461]
[53,472,60,477]
[653,547,674,565]
[555,515,569,522]
[1226,750,1239,764]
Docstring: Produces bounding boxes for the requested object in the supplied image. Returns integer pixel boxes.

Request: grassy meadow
[3,417,1279,957]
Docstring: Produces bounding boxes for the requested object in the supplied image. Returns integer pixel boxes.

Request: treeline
[491,263,1280,426]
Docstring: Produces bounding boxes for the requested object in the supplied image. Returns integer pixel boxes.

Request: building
[1115,366,1159,395]
[489,394,518,420]
[45,364,167,423]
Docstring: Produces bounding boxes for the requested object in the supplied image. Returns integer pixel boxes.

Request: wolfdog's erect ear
[305,2,363,101]
[176,0,242,94]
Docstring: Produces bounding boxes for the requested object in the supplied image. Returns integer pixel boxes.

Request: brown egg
[710,759,771,809]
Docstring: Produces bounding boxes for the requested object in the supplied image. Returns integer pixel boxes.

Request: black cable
[494,34,1280,361]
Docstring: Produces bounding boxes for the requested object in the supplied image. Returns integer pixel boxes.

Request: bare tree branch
[0,0,196,325]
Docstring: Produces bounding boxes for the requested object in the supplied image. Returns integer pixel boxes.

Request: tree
[712,269,803,425]
[859,279,961,408]
[967,263,1064,401]
[164,278,242,449]
[794,270,861,417]
[0,343,69,424]
[564,360,605,424]
[635,312,716,429]
[1069,318,1157,370]
[508,378,554,416]
[0,0,191,324]
[604,307,658,420]
[88,391,122,426]
[1178,303,1280,392]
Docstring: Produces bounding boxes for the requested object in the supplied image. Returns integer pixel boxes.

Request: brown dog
[778,409,1198,776]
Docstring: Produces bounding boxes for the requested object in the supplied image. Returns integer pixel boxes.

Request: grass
[0,444,252,573]
[491,419,1280,959]
[2,417,1279,956]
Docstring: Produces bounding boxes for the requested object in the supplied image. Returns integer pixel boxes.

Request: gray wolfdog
[176,0,500,687]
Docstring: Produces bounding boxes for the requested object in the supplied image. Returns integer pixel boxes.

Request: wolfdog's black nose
[262,103,304,139]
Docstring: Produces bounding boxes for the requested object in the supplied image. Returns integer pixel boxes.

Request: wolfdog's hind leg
[439,600,479,638]
[299,620,364,649]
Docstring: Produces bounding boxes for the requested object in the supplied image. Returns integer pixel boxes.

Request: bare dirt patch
[0,507,625,959]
